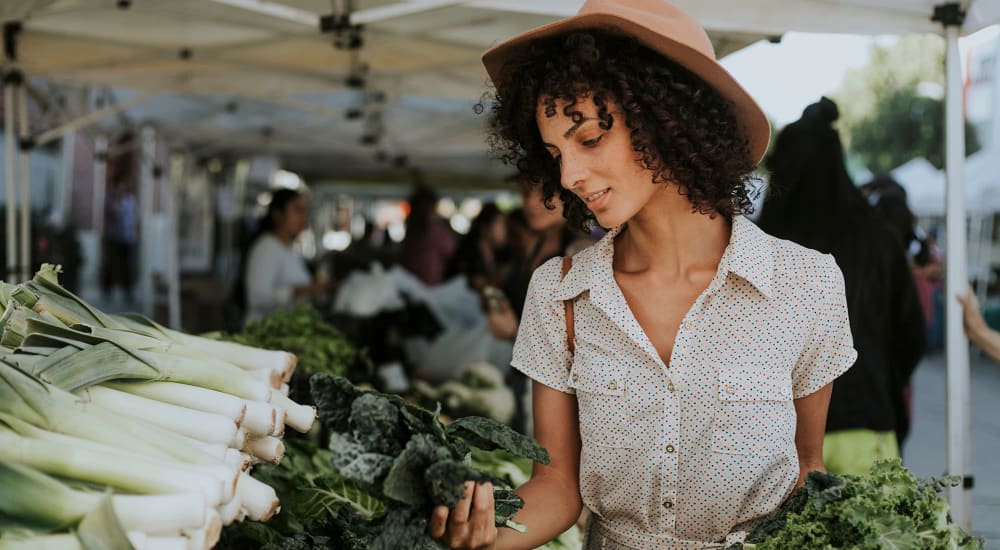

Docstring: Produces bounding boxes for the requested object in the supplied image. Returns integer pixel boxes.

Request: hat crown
[577,0,716,58]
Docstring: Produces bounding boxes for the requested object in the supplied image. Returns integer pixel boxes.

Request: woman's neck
[614,187,730,279]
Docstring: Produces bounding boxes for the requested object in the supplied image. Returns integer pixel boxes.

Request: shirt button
[662,500,673,509]
[724,384,736,394]
[666,444,675,453]
[572,373,579,382]
[667,382,676,392]
[607,381,617,391]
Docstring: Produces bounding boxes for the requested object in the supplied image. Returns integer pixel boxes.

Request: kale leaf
[446,416,551,464]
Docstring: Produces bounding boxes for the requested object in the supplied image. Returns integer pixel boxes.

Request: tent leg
[4,75,17,282]
[138,126,156,317]
[165,152,181,329]
[17,81,30,282]
[943,21,972,532]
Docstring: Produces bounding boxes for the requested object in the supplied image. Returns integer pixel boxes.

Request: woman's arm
[793,382,833,486]
[428,381,583,549]
[957,288,1000,362]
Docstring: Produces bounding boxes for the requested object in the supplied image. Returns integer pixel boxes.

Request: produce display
[737,460,983,549]
[0,265,317,549]
[1,265,985,550]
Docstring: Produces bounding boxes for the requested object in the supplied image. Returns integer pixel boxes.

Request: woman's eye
[582,135,604,148]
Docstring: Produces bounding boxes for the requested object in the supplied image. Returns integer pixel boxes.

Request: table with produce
[0,266,982,549]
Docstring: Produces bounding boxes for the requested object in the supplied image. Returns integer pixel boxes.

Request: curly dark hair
[481,30,757,231]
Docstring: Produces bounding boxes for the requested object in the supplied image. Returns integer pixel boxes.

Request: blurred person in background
[446,202,509,292]
[399,184,457,286]
[239,188,330,323]
[757,97,926,473]
[489,181,596,435]
[100,180,138,303]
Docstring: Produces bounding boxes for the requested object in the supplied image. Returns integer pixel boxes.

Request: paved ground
[902,351,1000,548]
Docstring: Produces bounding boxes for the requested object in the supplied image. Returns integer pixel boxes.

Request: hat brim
[482,12,770,166]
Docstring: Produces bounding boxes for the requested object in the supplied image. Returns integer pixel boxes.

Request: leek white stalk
[245,436,285,464]
[218,494,243,525]
[224,448,251,471]
[268,389,316,433]
[180,509,221,550]
[229,427,247,451]
[241,400,277,437]
[0,459,207,535]
[0,431,234,507]
[78,386,239,446]
[127,533,192,550]
[245,366,283,388]
[279,382,290,396]
[103,380,246,426]
[236,472,279,522]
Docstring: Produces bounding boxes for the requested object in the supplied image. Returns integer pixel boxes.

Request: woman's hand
[487,306,518,341]
[427,481,497,550]
[956,286,988,342]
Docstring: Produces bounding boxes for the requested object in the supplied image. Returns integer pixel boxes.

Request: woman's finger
[428,505,450,540]
[469,482,497,549]
[449,481,477,525]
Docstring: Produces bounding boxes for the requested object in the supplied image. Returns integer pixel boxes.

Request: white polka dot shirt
[511,215,857,549]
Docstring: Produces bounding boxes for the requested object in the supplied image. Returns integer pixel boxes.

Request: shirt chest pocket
[568,350,639,449]
[712,363,795,455]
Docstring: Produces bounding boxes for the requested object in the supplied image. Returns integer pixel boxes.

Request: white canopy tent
[0,0,997,530]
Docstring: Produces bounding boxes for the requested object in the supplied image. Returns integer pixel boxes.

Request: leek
[101,381,246,425]
[76,386,239,447]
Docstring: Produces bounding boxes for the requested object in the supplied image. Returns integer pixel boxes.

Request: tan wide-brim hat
[482,0,770,165]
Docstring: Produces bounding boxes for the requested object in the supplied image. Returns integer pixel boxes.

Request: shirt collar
[552,216,774,301]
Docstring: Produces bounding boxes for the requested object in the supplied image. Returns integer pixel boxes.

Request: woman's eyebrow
[563,117,595,139]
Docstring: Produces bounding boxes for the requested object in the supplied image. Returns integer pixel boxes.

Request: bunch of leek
[0,265,318,550]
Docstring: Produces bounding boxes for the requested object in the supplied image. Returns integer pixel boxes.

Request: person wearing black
[757,97,926,473]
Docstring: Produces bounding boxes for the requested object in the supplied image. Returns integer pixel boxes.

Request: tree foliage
[833,34,980,173]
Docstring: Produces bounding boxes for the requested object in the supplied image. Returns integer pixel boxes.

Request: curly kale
[739,460,983,549]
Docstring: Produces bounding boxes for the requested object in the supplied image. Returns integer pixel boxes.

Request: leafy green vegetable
[446,416,550,465]
[739,460,983,549]
[308,374,552,546]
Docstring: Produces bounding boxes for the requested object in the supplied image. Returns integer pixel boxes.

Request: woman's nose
[560,153,586,190]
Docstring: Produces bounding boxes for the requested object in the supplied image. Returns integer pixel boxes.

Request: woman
[399,184,457,286]
[446,202,509,292]
[243,188,329,323]
[428,1,857,548]
[757,98,926,471]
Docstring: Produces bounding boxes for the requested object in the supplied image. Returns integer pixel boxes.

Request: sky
[719,26,1000,128]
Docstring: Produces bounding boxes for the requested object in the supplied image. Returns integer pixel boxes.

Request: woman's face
[274,194,310,238]
[522,186,565,233]
[485,215,508,248]
[536,95,661,228]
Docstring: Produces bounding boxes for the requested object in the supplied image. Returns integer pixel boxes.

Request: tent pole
[4,74,17,282]
[164,152,181,329]
[942,17,972,532]
[17,79,30,283]
[138,126,156,317]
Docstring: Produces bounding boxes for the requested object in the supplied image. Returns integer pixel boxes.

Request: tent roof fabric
[2,0,998,180]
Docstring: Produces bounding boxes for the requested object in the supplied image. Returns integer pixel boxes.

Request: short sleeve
[510,259,574,394]
[792,255,858,398]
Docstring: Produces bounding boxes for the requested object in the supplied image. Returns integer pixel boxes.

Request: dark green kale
[312,373,362,433]
[350,393,406,456]
[328,432,394,488]
[372,508,445,550]
[446,416,551,465]
[424,460,492,508]
[383,434,456,507]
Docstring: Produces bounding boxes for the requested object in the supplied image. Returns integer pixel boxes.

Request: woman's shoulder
[529,256,566,290]
[766,233,844,290]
